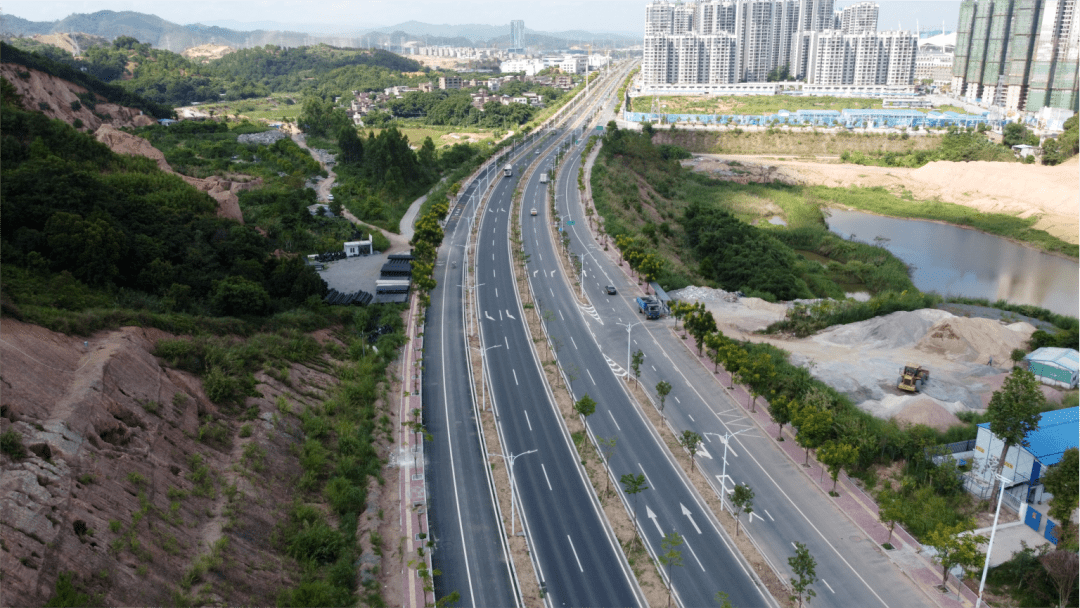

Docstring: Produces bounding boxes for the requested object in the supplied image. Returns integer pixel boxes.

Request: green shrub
[1,430,27,459]
[44,572,94,607]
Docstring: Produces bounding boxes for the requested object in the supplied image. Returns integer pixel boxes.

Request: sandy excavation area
[670,286,1068,431]
[698,155,1080,246]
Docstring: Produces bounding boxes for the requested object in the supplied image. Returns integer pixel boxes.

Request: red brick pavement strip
[398,294,433,608]
[670,330,984,607]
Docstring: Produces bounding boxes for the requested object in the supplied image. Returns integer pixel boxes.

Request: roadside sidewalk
[397,292,432,608]
[669,330,984,608]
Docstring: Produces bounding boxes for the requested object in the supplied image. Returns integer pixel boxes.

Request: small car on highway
[605,285,617,295]
[531,208,537,216]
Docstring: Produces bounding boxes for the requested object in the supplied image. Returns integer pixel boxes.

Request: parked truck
[636,296,661,320]
[539,173,548,183]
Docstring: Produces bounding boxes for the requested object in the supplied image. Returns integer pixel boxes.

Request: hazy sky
[3,1,963,35]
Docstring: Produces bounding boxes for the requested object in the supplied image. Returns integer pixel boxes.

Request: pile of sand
[915,317,1036,364]
[812,309,953,350]
[892,397,963,432]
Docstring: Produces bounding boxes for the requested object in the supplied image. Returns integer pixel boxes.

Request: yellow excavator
[897,365,930,393]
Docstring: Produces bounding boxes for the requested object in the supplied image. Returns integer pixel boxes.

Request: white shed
[344,239,372,257]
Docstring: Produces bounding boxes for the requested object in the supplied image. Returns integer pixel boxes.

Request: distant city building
[501,58,545,75]
[641,0,912,92]
[837,1,879,34]
[952,0,1078,112]
[438,76,462,90]
[915,32,956,87]
[558,54,588,74]
[510,19,526,52]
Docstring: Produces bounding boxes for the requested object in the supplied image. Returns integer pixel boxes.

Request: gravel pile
[237,130,288,145]
[811,309,953,350]
[668,285,741,303]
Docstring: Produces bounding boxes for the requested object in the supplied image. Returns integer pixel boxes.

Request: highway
[424,67,645,607]
[513,128,775,607]
[546,91,934,608]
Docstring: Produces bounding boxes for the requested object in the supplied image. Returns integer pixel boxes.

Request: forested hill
[0,41,172,119]
[0,10,316,53]
[2,37,421,108]
[0,78,326,326]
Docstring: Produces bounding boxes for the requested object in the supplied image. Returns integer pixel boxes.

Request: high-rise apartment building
[509,20,525,52]
[804,29,916,85]
[642,0,838,87]
[953,0,1077,111]
[838,1,879,34]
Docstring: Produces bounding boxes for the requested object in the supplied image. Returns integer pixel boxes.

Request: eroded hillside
[0,319,397,606]
[0,63,154,130]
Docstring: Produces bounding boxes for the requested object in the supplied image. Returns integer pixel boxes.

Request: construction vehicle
[897,365,930,393]
[636,296,661,320]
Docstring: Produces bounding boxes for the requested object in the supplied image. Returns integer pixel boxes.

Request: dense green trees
[1,91,326,320]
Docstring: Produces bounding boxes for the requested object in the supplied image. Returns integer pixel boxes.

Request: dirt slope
[0,319,350,606]
[181,44,235,62]
[94,125,257,223]
[0,64,155,131]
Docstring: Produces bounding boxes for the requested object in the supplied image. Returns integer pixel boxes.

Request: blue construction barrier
[623,108,988,129]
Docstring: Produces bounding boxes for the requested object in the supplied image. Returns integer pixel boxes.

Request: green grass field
[363,126,496,148]
[194,93,303,123]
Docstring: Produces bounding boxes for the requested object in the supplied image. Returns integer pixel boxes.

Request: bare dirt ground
[181,44,236,62]
[669,286,1072,424]
[409,56,469,70]
[696,154,1080,245]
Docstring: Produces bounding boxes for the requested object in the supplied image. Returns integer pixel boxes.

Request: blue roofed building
[969,406,1079,506]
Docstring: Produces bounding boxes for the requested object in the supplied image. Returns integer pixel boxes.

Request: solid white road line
[559,310,565,321]
[499,310,503,321]
[764,509,775,522]
[674,396,681,403]
[542,463,553,491]
[608,410,621,430]
[570,336,578,349]
[587,368,596,385]
[512,369,519,385]
[683,538,706,572]
[524,410,533,431]
[495,288,498,297]
[505,337,509,349]
[823,579,835,594]
[550,288,554,297]
[688,415,694,422]
[651,365,656,371]
[637,462,655,491]
[567,536,584,573]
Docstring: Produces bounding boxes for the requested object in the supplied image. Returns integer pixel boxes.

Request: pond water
[824,208,1079,318]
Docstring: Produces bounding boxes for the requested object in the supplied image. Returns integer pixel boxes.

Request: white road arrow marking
[550,270,557,277]
[505,310,515,320]
[484,311,495,320]
[698,446,712,460]
[533,270,539,277]
[646,506,664,537]
[680,503,702,534]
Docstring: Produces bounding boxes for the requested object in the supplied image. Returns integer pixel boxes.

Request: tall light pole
[616,321,642,379]
[705,428,751,513]
[470,344,501,411]
[975,473,1012,608]
[489,449,538,536]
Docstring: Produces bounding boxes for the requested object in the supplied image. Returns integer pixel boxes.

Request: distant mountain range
[0,11,641,54]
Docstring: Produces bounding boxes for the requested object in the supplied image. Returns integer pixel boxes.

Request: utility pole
[705,428,751,513]
[489,449,538,536]
[975,473,1012,608]
[616,321,642,379]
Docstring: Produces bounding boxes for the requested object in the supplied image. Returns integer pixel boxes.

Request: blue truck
[636,296,661,320]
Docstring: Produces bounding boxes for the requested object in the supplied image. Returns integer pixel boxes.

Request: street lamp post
[616,321,642,379]
[489,449,538,536]
[705,428,751,513]
[975,473,1012,608]
[469,344,501,411]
